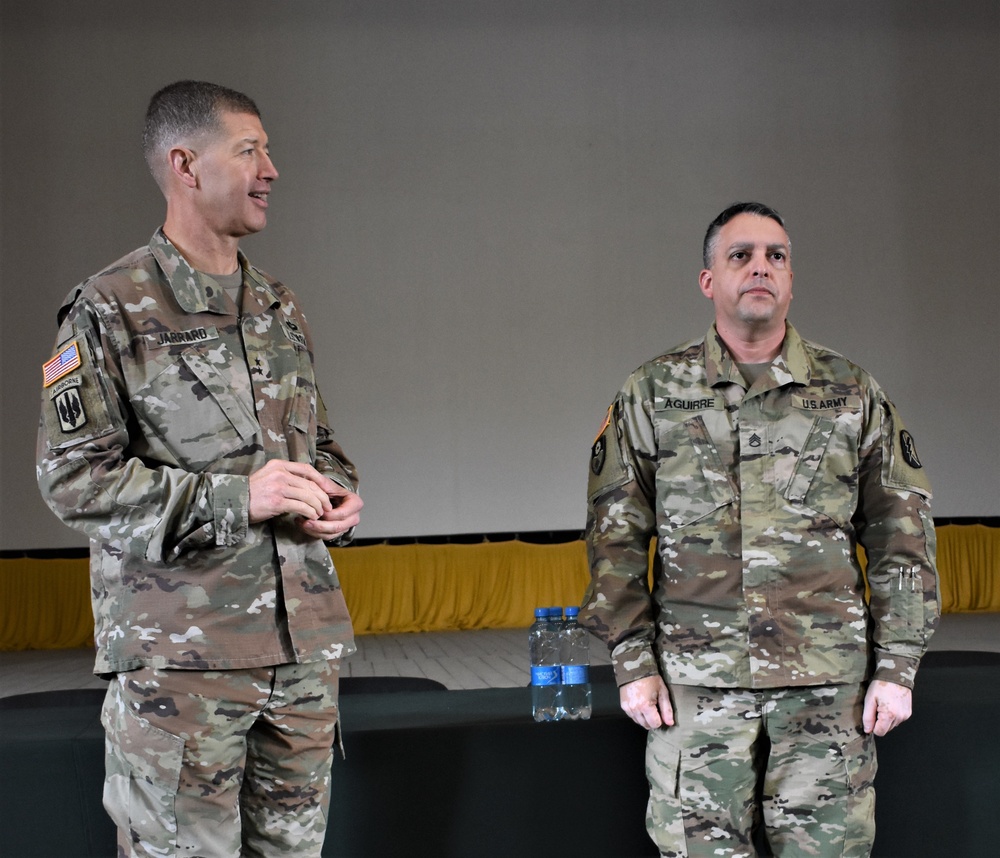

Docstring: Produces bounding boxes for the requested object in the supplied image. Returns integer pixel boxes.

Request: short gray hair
[142,80,260,185]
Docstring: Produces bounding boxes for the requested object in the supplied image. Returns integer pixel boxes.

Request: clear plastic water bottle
[548,606,566,714]
[558,606,592,720]
[529,607,560,721]
[548,606,564,635]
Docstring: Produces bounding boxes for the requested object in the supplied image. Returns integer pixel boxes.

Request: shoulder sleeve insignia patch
[898,429,922,469]
[53,380,88,433]
[588,400,632,503]
[881,400,932,498]
[590,435,607,475]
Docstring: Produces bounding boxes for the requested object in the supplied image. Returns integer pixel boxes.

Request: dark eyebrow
[726,242,789,254]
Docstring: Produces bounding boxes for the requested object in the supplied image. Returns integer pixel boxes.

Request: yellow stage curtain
[0,557,94,651]
[937,524,1000,613]
[331,541,591,634]
[1,524,997,651]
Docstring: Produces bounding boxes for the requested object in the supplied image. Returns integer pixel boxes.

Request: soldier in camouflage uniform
[36,81,363,857]
[580,202,938,857]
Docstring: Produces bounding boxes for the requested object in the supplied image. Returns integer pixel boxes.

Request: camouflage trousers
[101,660,341,858]
[645,683,876,858]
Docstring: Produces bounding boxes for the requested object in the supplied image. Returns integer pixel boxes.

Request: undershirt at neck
[737,361,771,388]
[205,269,244,313]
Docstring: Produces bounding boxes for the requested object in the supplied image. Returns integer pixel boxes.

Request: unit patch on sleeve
[591,435,607,475]
[587,400,632,503]
[899,430,922,469]
[881,400,932,498]
[50,377,87,433]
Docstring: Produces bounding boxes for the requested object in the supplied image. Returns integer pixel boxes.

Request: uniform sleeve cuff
[611,641,660,687]
[872,652,920,689]
[327,473,357,493]
[211,474,249,547]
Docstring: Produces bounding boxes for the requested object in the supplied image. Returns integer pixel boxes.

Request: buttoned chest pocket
[653,413,735,530]
[128,348,259,472]
[780,407,863,527]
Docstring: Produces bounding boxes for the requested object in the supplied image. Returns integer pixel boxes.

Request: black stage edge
[1,655,998,857]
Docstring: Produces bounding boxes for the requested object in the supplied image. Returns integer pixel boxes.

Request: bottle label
[530,666,560,686]
[561,664,589,685]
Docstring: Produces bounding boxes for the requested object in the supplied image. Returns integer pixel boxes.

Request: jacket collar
[149,229,279,315]
[704,322,810,390]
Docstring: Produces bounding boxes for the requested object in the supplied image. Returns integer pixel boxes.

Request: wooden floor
[0,627,612,697]
[2,612,998,699]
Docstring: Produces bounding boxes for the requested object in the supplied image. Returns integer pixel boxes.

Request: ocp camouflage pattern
[645,684,876,857]
[102,661,341,856]
[580,324,939,690]
[37,230,359,676]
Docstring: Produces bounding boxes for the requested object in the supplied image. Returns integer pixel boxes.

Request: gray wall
[2,0,997,549]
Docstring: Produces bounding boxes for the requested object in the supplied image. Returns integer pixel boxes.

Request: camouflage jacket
[37,230,359,675]
[581,324,938,690]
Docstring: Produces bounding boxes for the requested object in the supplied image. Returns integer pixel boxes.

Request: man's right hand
[248,460,344,524]
[620,674,674,730]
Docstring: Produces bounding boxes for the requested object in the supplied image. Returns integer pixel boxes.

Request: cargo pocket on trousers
[830,731,878,854]
[644,731,686,850]
[102,685,184,855]
[838,731,878,796]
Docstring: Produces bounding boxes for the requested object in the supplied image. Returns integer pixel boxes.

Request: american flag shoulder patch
[42,341,82,388]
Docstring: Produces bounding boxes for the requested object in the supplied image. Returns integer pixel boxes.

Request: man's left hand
[862,679,912,736]
[299,483,363,541]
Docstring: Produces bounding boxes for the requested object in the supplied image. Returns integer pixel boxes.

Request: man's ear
[698,268,714,300]
[167,146,198,189]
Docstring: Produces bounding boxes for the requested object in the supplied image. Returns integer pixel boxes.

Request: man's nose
[751,251,770,277]
[261,153,278,181]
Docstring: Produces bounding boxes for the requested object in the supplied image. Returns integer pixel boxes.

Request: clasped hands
[248,459,363,540]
